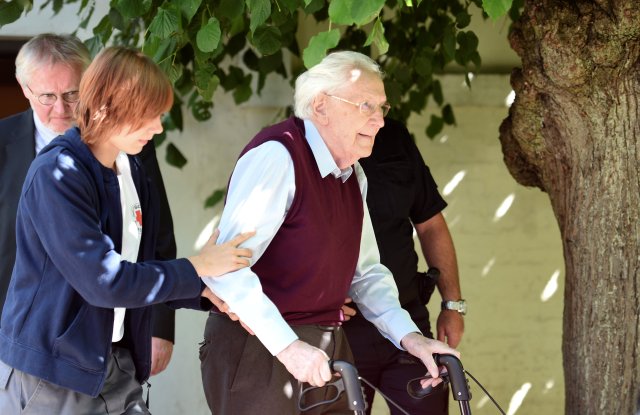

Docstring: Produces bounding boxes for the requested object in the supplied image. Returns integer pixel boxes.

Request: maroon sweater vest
[238,117,364,325]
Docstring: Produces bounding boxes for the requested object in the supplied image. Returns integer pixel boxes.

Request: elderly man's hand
[401,332,460,387]
[276,340,332,387]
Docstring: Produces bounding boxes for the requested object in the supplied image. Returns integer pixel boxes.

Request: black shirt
[360,118,447,305]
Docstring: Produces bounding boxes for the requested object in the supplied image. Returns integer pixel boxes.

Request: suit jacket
[0,109,176,342]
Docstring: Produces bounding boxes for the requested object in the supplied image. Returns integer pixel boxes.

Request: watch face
[444,300,466,315]
[458,301,467,314]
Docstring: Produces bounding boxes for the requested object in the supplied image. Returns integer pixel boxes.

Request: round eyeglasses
[26,84,80,106]
[326,94,391,117]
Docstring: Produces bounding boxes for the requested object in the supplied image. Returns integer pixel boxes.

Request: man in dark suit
[0,33,178,376]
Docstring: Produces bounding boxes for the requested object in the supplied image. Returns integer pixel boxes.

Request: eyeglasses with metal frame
[325,94,391,117]
[26,84,80,106]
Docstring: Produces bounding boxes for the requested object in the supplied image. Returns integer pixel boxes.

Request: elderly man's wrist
[400,331,423,351]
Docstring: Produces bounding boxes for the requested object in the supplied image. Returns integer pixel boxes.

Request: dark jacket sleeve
[139,142,177,343]
[20,154,203,308]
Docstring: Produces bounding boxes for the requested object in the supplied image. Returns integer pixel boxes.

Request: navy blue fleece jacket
[0,128,205,396]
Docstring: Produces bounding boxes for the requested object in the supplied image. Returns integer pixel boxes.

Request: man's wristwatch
[441,299,467,315]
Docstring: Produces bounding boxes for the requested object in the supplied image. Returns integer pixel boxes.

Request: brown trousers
[200,313,356,415]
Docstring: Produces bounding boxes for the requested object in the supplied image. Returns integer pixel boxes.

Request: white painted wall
[1,4,564,415]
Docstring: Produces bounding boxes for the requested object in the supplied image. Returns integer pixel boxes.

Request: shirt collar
[32,111,60,154]
[303,119,353,182]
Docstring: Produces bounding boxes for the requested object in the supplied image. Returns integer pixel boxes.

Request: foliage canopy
[1,0,516,202]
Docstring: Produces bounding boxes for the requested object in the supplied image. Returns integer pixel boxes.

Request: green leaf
[460,30,478,50]
[84,35,103,58]
[328,0,353,25]
[204,189,226,208]
[165,101,184,131]
[226,33,247,57]
[233,76,253,104]
[0,1,24,26]
[442,24,456,61]
[303,0,324,14]
[196,17,221,52]
[195,67,219,101]
[220,66,245,91]
[108,7,125,31]
[78,1,95,29]
[51,0,62,14]
[143,35,178,66]
[142,35,161,59]
[432,80,443,105]
[482,0,513,19]
[154,131,167,147]
[92,15,113,44]
[278,0,299,14]
[114,0,151,19]
[455,10,471,28]
[243,48,260,71]
[258,49,284,73]
[303,28,340,68]
[426,115,444,138]
[191,100,213,121]
[470,50,482,67]
[246,0,270,34]
[509,0,524,21]
[383,79,402,106]
[165,143,187,169]
[351,0,384,26]
[220,0,245,20]
[414,55,432,77]
[252,25,282,56]
[179,0,201,23]
[148,5,181,39]
[17,0,32,12]
[167,62,184,84]
[408,90,426,111]
[364,17,388,55]
[442,104,456,125]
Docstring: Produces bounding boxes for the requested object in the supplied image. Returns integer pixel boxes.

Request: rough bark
[498,1,640,413]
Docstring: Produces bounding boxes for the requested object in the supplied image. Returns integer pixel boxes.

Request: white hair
[293,51,383,119]
[15,33,90,86]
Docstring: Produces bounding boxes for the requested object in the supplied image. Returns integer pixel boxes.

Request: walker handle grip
[330,360,366,411]
[435,354,471,401]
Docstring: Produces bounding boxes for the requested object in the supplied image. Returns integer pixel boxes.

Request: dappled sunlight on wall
[493,193,515,222]
[194,215,220,251]
[443,170,467,196]
[507,382,532,415]
[409,74,564,415]
[541,270,560,302]
[543,379,555,394]
[481,257,496,277]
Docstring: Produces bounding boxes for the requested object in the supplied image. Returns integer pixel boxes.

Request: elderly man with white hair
[199,50,459,414]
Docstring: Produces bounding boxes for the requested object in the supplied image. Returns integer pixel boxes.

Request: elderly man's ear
[311,95,329,125]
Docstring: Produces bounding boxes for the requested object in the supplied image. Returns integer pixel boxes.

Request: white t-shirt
[112,152,143,342]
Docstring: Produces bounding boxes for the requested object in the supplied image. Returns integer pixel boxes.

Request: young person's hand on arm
[189,229,255,277]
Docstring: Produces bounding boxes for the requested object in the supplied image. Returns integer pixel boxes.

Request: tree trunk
[498,1,640,413]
